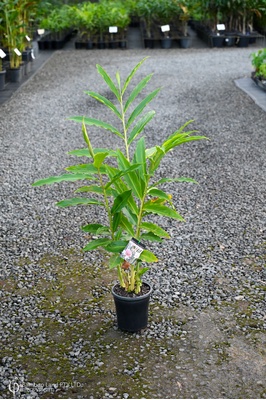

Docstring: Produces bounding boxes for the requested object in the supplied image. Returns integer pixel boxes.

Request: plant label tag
[31,49,35,59]
[161,25,170,32]
[120,238,145,264]
[109,26,118,33]
[14,48,22,56]
[0,49,6,58]
[217,24,225,31]
[25,35,31,41]
[37,29,45,35]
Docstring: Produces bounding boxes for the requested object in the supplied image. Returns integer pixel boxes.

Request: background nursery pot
[112,282,152,332]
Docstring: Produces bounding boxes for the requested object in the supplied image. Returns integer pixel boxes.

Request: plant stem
[136,176,151,240]
[98,168,115,240]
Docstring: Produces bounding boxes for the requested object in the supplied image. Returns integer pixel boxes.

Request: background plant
[32,58,206,294]
[250,48,266,78]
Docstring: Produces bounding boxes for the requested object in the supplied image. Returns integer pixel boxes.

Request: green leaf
[83,238,112,251]
[122,207,138,226]
[152,177,198,187]
[140,232,164,242]
[84,91,122,119]
[82,118,94,157]
[143,203,185,221]
[96,64,120,101]
[136,267,150,278]
[147,188,172,204]
[115,227,123,240]
[116,149,143,199]
[96,226,111,235]
[126,88,161,129]
[105,164,142,190]
[93,152,109,169]
[149,146,166,173]
[68,149,117,158]
[138,250,158,263]
[133,136,147,185]
[111,190,132,214]
[124,74,153,112]
[56,197,105,207]
[104,240,129,253]
[120,213,135,237]
[32,173,96,187]
[122,57,149,95]
[141,222,170,238]
[128,111,155,145]
[145,147,156,159]
[81,223,107,234]
[75,185,113,196]
[109,254,123,269]
[66,164,105,175]
[68,116,123,138]
[112,212,122,232]
[116,70,121,92]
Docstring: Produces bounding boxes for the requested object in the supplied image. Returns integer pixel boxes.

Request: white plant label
[31,49,35,59]
[37,29,45,35]
[14,48,22,56]
[25,35,31,41]
[0,49,6,58]
[161,25,170,32]
[217,24,225,31]
[109,26,118,33]
[120,238,145,264]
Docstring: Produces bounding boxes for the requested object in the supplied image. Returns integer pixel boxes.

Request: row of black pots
[2,48,33,63]
[38,30,73,50]
[210,33,251,48]
[75,40,127,50]
[144,36,191,49]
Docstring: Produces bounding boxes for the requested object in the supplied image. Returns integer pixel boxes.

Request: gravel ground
[0,47,265,399]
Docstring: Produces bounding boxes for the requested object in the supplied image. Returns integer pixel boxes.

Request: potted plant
[176,0,199,48]
[250,48,266,91]
[73,2,97,49]
[136,0,156,48]
[32,58,206,332]
[153,0,179,49]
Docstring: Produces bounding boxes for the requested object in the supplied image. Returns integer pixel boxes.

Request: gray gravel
[0,47,266,398]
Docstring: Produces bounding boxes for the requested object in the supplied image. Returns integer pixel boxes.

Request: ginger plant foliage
[33,58,206,293]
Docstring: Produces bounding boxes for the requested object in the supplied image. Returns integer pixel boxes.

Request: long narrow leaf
[93,152,109,169]
[105,164,142,190]
[151,177,198,187]
[116,149,143,199]
[143,203,185,221]
[124,74,153,112]
[56,197,105,207]
[96,64,120,101]
[120,213,135,237]
[32,173,96,187]
[140,232,164,242]
[109,254,123,269]
[133,136,147,186]
[128,110,155,145]
[68,149,117,158]
[111,190,132,215]
[126,88,161,129]
[122,57,149,95]
[84,91,122,119]
[83,238,112,251]
[66,164,105,175]
[104,240,129,253]
[141,222,170,238]
[81,223,108,233]
[138,250,158,263]
[68,116,123,138]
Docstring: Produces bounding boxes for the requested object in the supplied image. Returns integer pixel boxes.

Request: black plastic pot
[161,38,172,49]
[224,35,235,47]
[98,42,106,50]
[119,40,127,49]
[0,70,6,90]
[210,34,224,47]
[86,41,93,50]
[237,34,249,47]
[180,36,191,48]
[112,282,152,332]
[144,38,154,49]
[9,67,22,83]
